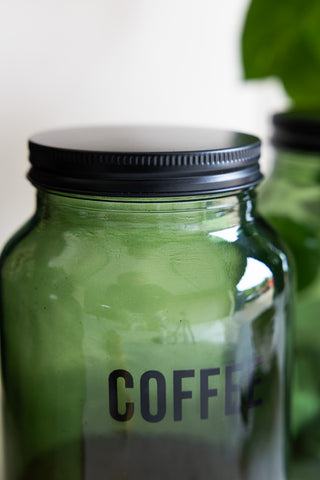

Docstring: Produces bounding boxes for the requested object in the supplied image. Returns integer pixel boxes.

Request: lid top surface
[29,125,259,154]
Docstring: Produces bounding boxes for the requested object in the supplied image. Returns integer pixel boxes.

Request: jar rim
[272,111,320,153]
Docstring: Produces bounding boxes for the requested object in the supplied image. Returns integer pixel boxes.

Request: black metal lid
[28,126,262,197]
[272,111,320,153]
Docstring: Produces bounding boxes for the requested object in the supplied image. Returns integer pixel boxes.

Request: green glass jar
[1,126,292,480]
[259,113,320,479]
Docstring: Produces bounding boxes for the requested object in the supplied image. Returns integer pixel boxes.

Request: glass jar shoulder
[0,213,40,277]
[240,215,291,279]
[211,212,291,291]
[259,150,320,226]
[0,206,291,298]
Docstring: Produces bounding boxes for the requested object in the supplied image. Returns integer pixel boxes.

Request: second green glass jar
[259,112,320,479]
[0,126,292,479]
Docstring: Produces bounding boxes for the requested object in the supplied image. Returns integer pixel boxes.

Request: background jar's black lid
[28,126,262,197]
[272,111,320,153]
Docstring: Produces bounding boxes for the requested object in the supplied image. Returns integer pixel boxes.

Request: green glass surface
[0,189,292,479]
[259,150,320,478]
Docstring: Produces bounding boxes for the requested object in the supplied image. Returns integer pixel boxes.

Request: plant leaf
[242,0,320,107]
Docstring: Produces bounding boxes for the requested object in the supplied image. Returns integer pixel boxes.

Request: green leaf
[242,0,320,107]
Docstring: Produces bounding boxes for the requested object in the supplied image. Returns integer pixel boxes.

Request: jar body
[259,149,320,478]
[1,190,291,480]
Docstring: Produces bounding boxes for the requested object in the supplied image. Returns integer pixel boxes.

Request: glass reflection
[236,257,274,311]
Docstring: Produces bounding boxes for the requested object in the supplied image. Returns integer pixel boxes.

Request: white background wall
[0,0,287,471]
[0,0,288,250]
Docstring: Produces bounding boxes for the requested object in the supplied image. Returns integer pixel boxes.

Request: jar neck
[272,149,320,186]
[35,189,258,232]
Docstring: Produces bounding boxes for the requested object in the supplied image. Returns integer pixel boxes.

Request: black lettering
[225,363,242,415]
[140,370,166,423]
[173,370,195,421]
[108,369,134,421]
[200,368,220,419]
[248,358,263,409]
